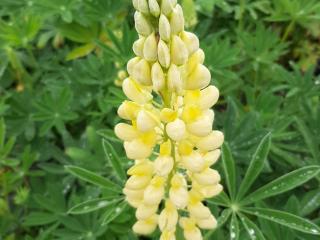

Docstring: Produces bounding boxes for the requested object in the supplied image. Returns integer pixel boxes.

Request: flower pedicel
[115,0,224,239]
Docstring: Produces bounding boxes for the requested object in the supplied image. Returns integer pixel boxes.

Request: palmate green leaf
[221,143,237,199]
[243,207,320,235]
[103,140,126,181]
[230,214,240,240]
[207,191,230,207]
[65,165,121,193]
[239,214,266,240]
[241,166,320,204]
[98,129,122,143]
[68,197,122,215]
[237,133,271,200]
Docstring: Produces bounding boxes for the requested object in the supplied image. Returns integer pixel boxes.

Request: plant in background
[114,0,224,239]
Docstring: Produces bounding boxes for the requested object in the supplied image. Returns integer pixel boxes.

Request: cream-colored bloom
[136,203,158,220]
[185,64,211,90]
[143,176,166,205]
[160,230,176,240]
[136,110,158,132]
[133,214,158,235]
[166,118,186,141]
[181,151,205,172]
[114,123,139,141]
[181,31,199,55]
[180,217,202,240]
[158,200,178,231]
[196,214,217,229]
[193,168,221,186]
[124,139,153,159]
[195,130,224,151]
[122,78,152,104]
[154,156,174,176]
[118,1,224,238]
[169,174,188,208]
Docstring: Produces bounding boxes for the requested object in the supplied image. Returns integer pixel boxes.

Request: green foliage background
[0,0,320,239]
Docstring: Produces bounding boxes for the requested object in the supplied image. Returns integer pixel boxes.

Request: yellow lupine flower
[116,0,224,237]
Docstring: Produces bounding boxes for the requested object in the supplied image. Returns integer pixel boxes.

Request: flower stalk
[115,0,224,239]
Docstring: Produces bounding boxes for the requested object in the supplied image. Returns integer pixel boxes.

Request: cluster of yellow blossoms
[114,0,224,239]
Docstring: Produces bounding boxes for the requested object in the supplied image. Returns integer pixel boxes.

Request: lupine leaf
[242,166,320,204]
[222,143,237,199]
[244,207,320,235]
[65,165,121,192]
[237,133,271,200]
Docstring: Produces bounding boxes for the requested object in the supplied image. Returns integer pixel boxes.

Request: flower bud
[195,130,224,151]
[154,156,174,176]
[181,151,205,172]
[124,140,153,159]
[161,0,177,15]
[133,37,145,57]
[199,85,219,110]
[115,123,139,141]
[122,78,152,103]
[170,5,184,34]
[181,31,199,55]
[132,59,152,85]
[185,64,211,90]
[127,57,140,76]
[133,0,149,14]
[159,14,171,41]
[167,64,183,93]
[137,110,158,132]
[148,0,160,17]
[158,40,171,68]
[134,11,153,36]
[171,36,188,66]
[136,203,158,220]
[143,33,158,61]
[151,62,165,91]
[166,119,186,141]
[133,214,158,235]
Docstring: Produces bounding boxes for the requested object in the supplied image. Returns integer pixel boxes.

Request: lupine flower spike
[115,0,224,239]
